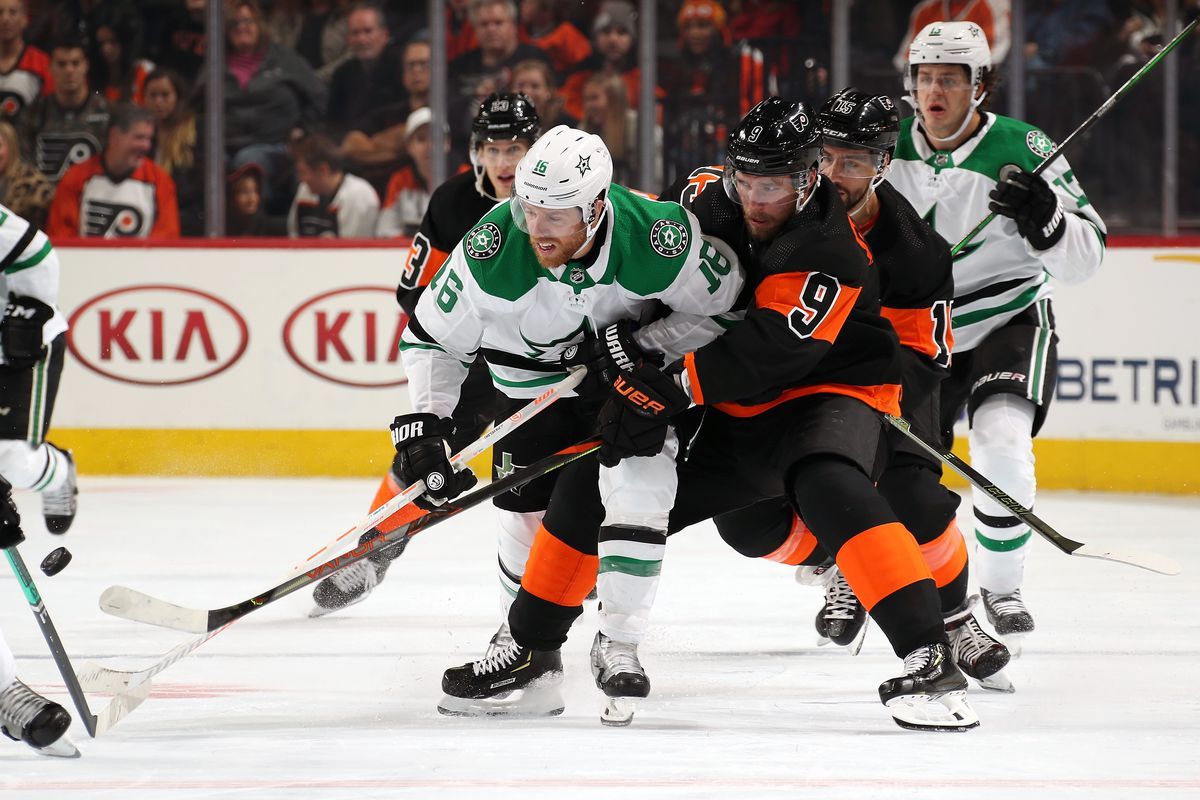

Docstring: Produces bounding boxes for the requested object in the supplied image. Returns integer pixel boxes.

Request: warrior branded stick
[4,544,150,737]
[952,17,1198,256]
[100,439,601,633]
[885,415,1180,575]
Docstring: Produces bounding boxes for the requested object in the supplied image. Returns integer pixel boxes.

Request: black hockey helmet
[725,96,821,176]
[818,88,900,155]
[471,92,541,145]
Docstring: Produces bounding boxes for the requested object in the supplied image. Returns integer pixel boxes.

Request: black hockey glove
[598,363,690,468]
[988,164,1066,250]
[390,413,478,509]
[0,477,22,550]
[1,293,53,370]
[561,320,661,397]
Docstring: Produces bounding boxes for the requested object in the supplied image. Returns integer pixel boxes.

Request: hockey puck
[40,547,72,576]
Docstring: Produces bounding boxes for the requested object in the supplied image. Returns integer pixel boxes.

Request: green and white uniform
[0,202,73,496]
[402,184,743,640]
[889,113,1106,597]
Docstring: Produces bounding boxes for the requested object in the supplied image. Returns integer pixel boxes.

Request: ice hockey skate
[0,679,78,758]
[590,632,650,727]
[879,642,979,731]
[980,588,1035,651]
[483,621,514,660]
[41,445,77,535]
[438,639,564,717]
[797,563,869,654]
[308,532,407,617]
[945,598,1014,692]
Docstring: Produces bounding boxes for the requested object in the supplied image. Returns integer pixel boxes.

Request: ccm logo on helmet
[614,375,666,415]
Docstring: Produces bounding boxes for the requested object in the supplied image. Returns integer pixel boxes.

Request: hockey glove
[598,363,690,468]
[0,478,22,550]
[561,320,660,397]
[390,413,478,509]
[988,164,1066,250]
[1,294,53,370]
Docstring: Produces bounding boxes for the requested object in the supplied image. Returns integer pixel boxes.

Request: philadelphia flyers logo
[84,201,145,237]
[37,132,101,179]
[681,165,724,206]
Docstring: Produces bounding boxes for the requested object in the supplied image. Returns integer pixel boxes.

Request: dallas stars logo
[649,219,689,257]
[1025,130,1056,159]
[465,222,502,259]
[924,205,983,262]
[495,451,526,494]
[576,154,591,177]
[520,320,592,360]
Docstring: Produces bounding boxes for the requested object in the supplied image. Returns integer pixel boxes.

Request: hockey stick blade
[99,440,601,633]
[884,415,1181,576]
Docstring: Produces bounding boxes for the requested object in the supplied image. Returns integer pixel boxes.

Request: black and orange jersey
[17,92,110,184]
[670,172,902,418]
[397,168,496,317]
[0,45,53,123]
[860,181,954,411]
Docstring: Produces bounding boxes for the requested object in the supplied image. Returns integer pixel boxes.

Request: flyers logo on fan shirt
[84,201,145,237]
[37,133,102,180]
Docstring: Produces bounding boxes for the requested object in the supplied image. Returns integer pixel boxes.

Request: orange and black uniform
[0,45,54,123]
[509,177,949,660]
[713,180,970,613]
[47,153,180,239]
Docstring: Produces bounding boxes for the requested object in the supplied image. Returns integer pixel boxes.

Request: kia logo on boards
[283,286,409,388]
[67,285,250,386]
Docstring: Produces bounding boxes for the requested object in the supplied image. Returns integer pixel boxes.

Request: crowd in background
[0,0,1196,239]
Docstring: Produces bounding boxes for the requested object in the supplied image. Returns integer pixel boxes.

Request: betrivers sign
[67,285,249,386]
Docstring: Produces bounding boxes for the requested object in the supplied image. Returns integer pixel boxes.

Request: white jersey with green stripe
[401,184,744,418]
[0,203,66,352]
[887,113,1106,352]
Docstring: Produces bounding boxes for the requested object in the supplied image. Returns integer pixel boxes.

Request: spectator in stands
[47,102,179,239]
[561,1,660,121]
[579,70,660,190]
[1024,1,1114,69]
[894,1,1011,70]
[0,120,52,229]
[659,0,767,184]
[449,0,550,144]
[266,0,353,83]
[520,0,591,74]
[145,68,203,236]
[0,0,53,124]
[376,106,446,237]
[512,58,576,128]
[216,0,327,215]
[89,8,154,105]
[154,0,206,81]
[288,132,378,238]
[226,162,286,236]
[339,36,433,194]
[18,36,109,185]
[326,2,404,138]
[446,0,478,60]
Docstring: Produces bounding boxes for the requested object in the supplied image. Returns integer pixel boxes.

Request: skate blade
[307,592,371,619]
[37,736,81,758]
[886,690,979,732]
[847,617,870,656]
[600,697,639,727]
[998,632,1028,657]
[976,669,1016,693]
[437,682,565,718]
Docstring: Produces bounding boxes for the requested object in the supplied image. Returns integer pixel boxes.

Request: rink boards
[46,240,1200,493]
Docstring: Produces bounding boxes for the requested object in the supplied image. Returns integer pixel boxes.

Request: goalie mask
[510,125,613,256]
[723,97,822,215]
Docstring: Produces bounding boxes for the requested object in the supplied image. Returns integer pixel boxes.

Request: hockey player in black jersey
[709,89,1011,689]
[310,93,541,616]
[442,98,980,731]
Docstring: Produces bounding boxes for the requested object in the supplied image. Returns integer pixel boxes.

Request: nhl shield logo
[569,266,585,284]
[649,219,688,258]
[466,222,502,259]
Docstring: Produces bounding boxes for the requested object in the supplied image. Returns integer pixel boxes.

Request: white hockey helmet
[905,21,993,141]
[510,125,613,246]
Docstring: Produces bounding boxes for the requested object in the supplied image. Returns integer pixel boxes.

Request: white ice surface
[1,478,1198,799]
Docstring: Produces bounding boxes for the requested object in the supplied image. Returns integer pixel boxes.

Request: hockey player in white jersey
[0,203,77,534]
[0,477,76,757]
[395,126,743,715]
[887,21,1106,641]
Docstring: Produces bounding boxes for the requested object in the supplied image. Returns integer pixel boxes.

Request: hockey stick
[77,625,230,695]
[3,543,152,737]
[884,414,1181,575]
[99,439,602,633]
[951,17,1198,256]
